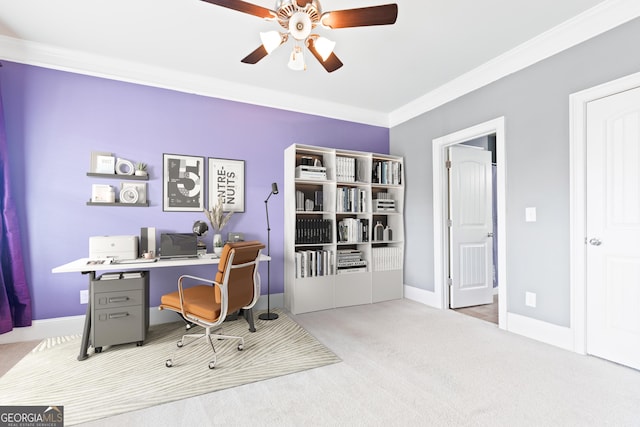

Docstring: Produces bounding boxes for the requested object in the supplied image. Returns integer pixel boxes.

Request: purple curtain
[0,80,32,334]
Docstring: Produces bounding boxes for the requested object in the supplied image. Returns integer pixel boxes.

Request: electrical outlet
[525,291,536,308]
[525,207,537,222]
[80,290,89,304]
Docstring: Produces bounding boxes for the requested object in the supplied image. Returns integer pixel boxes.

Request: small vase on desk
[213,233,223,256]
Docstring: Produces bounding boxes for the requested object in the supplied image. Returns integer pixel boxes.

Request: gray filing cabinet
[90,271,149,353]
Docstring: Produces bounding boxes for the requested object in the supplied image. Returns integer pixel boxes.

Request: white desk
[52,254,270,360]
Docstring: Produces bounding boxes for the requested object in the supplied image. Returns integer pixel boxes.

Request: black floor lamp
[259,182,279,321]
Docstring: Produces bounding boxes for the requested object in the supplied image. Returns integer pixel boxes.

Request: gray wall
[390,17,640,327]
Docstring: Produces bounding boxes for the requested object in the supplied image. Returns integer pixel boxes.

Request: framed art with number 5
[163,153,205,211]
[208,158,245,212]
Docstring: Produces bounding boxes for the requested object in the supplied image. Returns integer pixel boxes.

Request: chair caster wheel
[95,347,102,353]
[136,341,143,347]
[237,344,244,351]
[166,359,173,368]
[177,340,183,348]
[208,362,216,369]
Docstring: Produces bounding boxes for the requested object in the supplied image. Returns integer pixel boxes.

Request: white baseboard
[402,284,573,352]
[0,315,86,344]
[403,284,442,309]
[506,312,573,351]
[1,292,572,353]
[0,293,285,344]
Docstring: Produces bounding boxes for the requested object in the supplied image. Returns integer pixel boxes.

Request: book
[336,267,367,275]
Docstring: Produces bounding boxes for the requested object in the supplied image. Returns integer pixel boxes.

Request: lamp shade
[288,45,306,71]
[260,31,282,54]
[314,36,336,61]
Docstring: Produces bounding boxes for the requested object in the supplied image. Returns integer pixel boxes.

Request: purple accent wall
[0,62,389,320]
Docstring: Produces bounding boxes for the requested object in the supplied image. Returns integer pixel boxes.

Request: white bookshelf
[284,144,404,314]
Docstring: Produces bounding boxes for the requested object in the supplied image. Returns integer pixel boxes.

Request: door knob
[589,238,602,246]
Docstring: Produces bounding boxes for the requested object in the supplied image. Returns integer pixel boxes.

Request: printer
[89,235,138,261]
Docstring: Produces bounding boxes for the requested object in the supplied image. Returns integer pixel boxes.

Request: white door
[586,86,640,370]
[448,145,494,308]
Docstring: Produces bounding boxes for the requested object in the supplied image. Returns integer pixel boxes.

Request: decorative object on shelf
[120,182,147,204]
[208,157,245,212]
[192,220,209,256]
[119,186,140,204]
[259,182,279,321]
[115,158,135,175]
[200,0,398,73]
[135,162,148,177]
[374,220,384,241]
[383,225,392,241]
[374,193,396,212]
[204,195,234,253]
[163,153,204,212]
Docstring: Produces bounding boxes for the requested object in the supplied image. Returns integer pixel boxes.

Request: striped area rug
[0,309,340,425]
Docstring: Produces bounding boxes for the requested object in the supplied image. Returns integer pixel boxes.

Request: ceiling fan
[201,0,398,72]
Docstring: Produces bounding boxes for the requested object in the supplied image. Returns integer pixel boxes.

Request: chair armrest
[177,274,223,313]
[178,274,218,286]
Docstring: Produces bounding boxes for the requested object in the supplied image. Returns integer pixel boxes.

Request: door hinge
[447,278,453,287]
[445,160,452,169]
[447,219,453,227]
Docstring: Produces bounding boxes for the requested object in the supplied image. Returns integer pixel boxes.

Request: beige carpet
[0,309,340,426]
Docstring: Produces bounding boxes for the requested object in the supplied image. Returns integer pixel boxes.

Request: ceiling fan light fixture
[288,45,306,71]
[313,36,335,61]
[260,31,283,54]
[202,0,398,73]
[289,11,312,40]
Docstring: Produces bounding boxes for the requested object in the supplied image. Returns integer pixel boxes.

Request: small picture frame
[163,153,205,211]
[91,151,115,174]
[208,158,245,212]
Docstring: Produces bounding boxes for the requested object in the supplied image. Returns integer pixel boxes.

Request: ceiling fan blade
[241,45,269,64]
[321,4,398,29]
[200,0,275,19]
[307,38,343,73]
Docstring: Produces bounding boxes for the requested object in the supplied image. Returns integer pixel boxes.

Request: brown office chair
[159,241,265,369]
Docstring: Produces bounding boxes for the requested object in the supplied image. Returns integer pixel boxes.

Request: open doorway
[450,138,498,324]
[432,117,507,330]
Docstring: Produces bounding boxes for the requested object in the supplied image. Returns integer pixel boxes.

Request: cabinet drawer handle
[109,312,130,319]
[108,296,130,303]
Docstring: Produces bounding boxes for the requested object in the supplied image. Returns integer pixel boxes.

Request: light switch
[525,207,537,222]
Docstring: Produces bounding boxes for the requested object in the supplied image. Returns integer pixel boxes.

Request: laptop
[160,233,198,259]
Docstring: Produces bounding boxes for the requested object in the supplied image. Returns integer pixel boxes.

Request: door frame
[432,117,507,329]
[569,70,640,355]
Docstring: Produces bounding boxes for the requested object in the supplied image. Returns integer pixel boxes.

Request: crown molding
[1,0,636,129]
[0,35,388,127]
[388,0,640,127]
